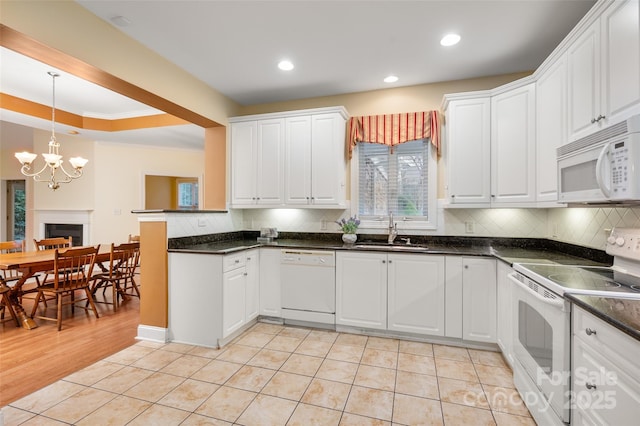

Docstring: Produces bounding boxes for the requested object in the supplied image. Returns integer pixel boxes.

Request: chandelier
[14,71,88,190]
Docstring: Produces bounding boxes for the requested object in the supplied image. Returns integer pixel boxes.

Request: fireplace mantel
[36,210,91,246]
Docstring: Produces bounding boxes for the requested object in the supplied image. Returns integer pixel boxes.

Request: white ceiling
[1,0,597,149]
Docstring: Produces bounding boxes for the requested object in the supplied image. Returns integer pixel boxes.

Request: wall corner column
[136,215,169,342]
[203,126,226,210]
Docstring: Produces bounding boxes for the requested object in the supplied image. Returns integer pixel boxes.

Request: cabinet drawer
[572,337,640,424]
[223,252,246,272]
[572,306,640,379]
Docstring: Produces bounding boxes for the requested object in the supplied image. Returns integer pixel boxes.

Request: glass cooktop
[514,263,640,297]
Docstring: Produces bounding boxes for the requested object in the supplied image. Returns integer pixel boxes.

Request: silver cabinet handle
[235,259,240,263]
[586,383,597,390]
[382,260,386,264]
[388,260,392,264]
[585,328,596,336]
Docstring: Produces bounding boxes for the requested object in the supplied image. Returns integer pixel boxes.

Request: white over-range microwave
[558,114,640,204]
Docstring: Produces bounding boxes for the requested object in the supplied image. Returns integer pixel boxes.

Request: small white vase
[342,233,357,244]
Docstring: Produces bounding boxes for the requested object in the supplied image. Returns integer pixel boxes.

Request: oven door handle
[508,273,565,308]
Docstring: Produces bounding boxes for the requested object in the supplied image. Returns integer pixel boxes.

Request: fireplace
[36,210,91,246]
[45,224,83,246]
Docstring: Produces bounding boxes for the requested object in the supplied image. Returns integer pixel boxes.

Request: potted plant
[336,215,360,244]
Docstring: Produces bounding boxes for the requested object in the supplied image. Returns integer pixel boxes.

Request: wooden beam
[0,24,221,129]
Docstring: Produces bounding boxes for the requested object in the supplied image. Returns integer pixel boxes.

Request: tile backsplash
[241,204,640,250]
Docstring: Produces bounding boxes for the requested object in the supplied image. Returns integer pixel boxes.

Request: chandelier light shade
[14,71,88,190]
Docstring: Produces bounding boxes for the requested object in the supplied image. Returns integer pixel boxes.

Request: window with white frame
[352,139,437,230]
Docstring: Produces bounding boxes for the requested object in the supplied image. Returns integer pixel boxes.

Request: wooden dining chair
[33,236,73,251]
[30,245,100,331]
[90,242,140,311]
[0,240,26,284]
[0,276,20,327]
[33,236,73,284]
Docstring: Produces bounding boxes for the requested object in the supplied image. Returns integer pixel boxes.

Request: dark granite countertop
[167,231,612,266]
[566,294,640,342]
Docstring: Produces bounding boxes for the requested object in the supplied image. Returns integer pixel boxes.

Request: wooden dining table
[0,245,111,330]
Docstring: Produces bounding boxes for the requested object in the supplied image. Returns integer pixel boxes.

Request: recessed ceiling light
[384,75,399,83]
[440,33,461,47]
[278,60,294,71]
[110,15,131,27]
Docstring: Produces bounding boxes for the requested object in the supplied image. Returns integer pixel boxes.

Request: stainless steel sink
[353,243,429,252]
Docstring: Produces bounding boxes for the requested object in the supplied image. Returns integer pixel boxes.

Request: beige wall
[91,142,205,244]
[145,176,176,210]
[238,72,532,117]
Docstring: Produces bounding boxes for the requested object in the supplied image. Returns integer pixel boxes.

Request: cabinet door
[222,267,246,337]
[445,97,491,205]
[231,121,258,206]
[491,83,536,205]
[572,337,640,424]
[462,257,497,343]
[256,118,285,205]
[259,248,281,317]
[536,56,567,204]
[168,253,223,348]
[567,20,601,141]
[245,249,260,321]
[601,0,640,125]
[388,254,445,336]
[284,116,312,205]
[496,261,514,367]
[311,113,346,206]
[336,251,387,330]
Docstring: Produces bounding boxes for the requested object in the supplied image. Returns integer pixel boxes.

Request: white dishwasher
[281,249,335,325]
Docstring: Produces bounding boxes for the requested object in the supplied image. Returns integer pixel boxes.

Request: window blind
[358,139,429,219]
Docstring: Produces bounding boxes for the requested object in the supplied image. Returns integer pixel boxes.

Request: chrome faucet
[388,211,398,244]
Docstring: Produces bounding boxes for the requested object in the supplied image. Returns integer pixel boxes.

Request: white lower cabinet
[244,249,259,321]
[462,257,497,343]
[258,247,281,317]
[168,250,259,348]
[445,256,497,343]
[336,251,445,335]
[496,261,514,367]
[222,266,246,337]
[388,254,445,336]
[336,251,387,330]
[572,306,640,424]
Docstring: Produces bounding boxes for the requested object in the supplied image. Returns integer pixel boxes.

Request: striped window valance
[347,110,440,158]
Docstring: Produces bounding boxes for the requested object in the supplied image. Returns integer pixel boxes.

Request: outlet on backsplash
[465,221,475,234]
[320,219,328,231]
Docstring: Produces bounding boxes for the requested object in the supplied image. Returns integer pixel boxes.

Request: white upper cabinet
[230,119,284,206]
[284,112,347,207]
[231,106,347,209]
[491,83,536,205]
[310,113,347,206]
[444,95,492,206]
[567,18,601,141]
[568,0,640,141]
[536,56,567,205]
[256,119,285,205]
[601,0,640,126]
[284,115,312,205]
[230,121,258,206]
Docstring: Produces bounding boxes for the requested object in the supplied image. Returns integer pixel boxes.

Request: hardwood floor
[0,292,139,407]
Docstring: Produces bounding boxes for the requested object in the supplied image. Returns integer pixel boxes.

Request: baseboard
[136,324,169,343]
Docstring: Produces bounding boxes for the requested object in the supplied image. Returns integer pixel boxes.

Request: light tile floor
[2,323,536,425]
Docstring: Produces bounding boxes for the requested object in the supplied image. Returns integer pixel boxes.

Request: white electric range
[509,228,640,426]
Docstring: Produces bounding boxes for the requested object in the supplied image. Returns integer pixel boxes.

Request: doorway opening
[5,180,26,241]
[144,175,199,210]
